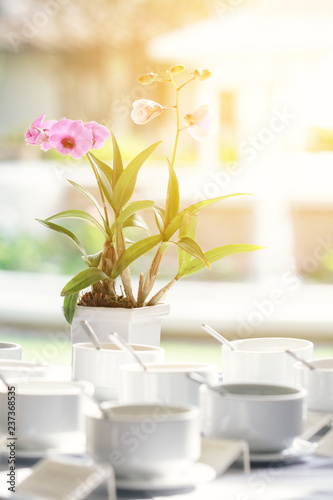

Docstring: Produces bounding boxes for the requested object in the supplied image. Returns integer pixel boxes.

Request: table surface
[1,449,333,500]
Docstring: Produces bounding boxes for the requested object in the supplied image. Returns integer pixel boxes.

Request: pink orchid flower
[131,99,166,125]
[184,105,218,141]
[25,114,57,151]
[49,119,94,159]
[84,121,110,149]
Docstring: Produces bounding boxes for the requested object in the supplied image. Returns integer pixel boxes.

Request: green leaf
[67,179,104,221]
[152,206,166,234]
[45,210,108,237]
[61,268,110,296]
[177,213,198,274]
[111,235,162,279]
[117,200,154,226]
[87,152,113,188]
[87,152,113,207]
[175,237,210,269]
[178,244,264,278]
[164,193,252,241]
[110,130,124,189]
[164,160,179,227]
[123,213,150,234]
[112,141,161,214]
[36,219,87,257]
[82,251,102,268]
[63,293,79,324]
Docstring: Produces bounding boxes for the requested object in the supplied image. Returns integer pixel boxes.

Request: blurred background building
[1,0,333,341]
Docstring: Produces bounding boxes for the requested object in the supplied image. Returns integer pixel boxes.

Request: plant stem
[177,76,196,91]
[114,221,136,306]
[138,249,163,306]
[170,80,180,170]
[146,277,178,306]
[137,272,144,304]
[141,76,182,304]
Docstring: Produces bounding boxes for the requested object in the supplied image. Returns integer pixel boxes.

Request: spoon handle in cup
[108,332,147,371]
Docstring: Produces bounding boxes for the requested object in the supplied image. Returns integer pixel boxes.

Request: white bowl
[0,342,22,360]
[295,358,333,412]
[86,402,201,478]
[0,380,92,450]
[200,383,306,452]
[119,362,219,405]
[72,342,164,401]
[222,337,313,386]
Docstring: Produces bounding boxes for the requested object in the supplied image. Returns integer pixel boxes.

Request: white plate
[116,462,216,491]
[0,440,85,461]
[250,439,316,463]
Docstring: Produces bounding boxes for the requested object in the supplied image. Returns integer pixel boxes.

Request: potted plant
[25,64,262,346]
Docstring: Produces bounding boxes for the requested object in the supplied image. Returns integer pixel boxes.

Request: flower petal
[131,99,166,125]
[184,105,218,141]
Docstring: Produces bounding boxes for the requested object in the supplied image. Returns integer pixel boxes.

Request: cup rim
[97,402,200,422]
[202,383,306,401]
[119,362,218,373]
[0,342,22,350]
[222,337,313,354]
[72,342,164,353]
[0,359,48,370]
[295,357,333,372]
[0,379,93,395]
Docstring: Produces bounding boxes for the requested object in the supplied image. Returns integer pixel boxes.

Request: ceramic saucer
[250,439,316,463]
[0,438,85,461]
[116,462,216,491]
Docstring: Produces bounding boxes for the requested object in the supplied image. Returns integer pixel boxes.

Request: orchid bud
[137,73,158,85]
[170,64,186,74]
[192,69,211,81]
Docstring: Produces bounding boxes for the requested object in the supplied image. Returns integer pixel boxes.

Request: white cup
[295,358,333,412]
[0,380,92,451]
[200,383,306,453]
[222,337,313,386]
[119,362,219,406]
[0,342,22,360]
[86,402,201,478]
[72,342,164,401]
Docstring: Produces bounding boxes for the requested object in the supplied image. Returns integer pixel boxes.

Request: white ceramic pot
[119,362,219,406]
[200,383,306,452]
[0,342,22,360]
[295,358,333,412]
[222,337,313,386]
[86,403,201,478]
[72,342,165,401]
[0,380,92,451]
[71,304,170,347]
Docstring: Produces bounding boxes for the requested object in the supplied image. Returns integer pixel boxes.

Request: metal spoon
[201,323,235,350]
[187,371,231,396]
[285,350,316,370]
[0,371,9,388]
[80,320,101,350]
[108,332,148,371]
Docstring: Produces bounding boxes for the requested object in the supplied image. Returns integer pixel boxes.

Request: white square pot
[71,304,170,347]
